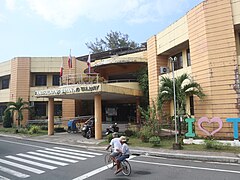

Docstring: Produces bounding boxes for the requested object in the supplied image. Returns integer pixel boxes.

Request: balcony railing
[60,73,138,86]
[60,73,105,85]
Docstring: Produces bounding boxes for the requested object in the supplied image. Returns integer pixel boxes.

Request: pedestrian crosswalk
[0,147,103,179]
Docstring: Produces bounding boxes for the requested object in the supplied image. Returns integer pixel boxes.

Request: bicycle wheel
[104,154,115,169]
[121,160,131,176]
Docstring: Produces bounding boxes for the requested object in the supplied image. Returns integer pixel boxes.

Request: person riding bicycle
[105,132,121,162]
[115,136,130,174]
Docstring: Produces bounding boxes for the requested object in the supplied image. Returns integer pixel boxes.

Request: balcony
[60,73,140,90]
[60,73,105,85]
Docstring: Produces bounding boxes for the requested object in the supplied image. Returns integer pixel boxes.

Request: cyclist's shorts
[117,154,129,162]
[110,152,120,157]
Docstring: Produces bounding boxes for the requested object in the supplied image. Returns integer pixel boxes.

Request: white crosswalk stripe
[0,175,11,180]
[0,158,45,174]
[5,155,57,170]
[36,150,87,160]
[17,153,69,166]
[0,165,29,178]
[44,148,95,158]
[0,147,101,179]
[53,147,103,156]
[27,151,78,163]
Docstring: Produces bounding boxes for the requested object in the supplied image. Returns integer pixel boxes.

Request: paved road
[0,137,104,180]
[1,136,240,180]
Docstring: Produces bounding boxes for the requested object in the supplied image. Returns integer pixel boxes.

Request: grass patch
[0,127,48,136]
[100,135,240,153]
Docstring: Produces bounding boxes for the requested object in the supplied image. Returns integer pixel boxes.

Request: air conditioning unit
[160,67,169,74]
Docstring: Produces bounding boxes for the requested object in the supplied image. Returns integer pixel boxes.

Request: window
[34,103,47,117]
[187,49,191,66]
[54,104,62,116]
[172,52,183,70]
[35,75,47,86]
[2,79,9,89]
[53,75,60,86]
[190,96,194,115]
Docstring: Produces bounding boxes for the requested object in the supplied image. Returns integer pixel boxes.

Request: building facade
[148,0,240,139]
[1,0,240,139]
[0,56,86,125]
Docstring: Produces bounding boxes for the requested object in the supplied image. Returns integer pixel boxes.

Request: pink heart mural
[197,117,223,136]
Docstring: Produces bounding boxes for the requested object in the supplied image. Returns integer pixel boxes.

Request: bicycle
[104,152,131,176]
[104,152,115,169]
[119,159,131,176]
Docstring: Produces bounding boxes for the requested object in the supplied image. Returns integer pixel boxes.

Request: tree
[158,73,205,133]
[4,97,32,129]
[136,67,149,109]
[86,30,139,53]
[3,110,12,128]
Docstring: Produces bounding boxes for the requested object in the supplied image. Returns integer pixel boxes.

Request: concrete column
[136,97,140,124]
[94,94,102,139]
[48,98,54,136]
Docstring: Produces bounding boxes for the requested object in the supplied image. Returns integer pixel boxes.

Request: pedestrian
[105,132,121,162]
[115,136,130,174]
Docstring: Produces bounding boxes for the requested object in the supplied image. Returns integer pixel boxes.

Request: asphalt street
[1,136,240,180]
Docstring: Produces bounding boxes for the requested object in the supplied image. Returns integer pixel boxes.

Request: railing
[107,79,138,83]
[60,73,138,86]
[60,73,105,86]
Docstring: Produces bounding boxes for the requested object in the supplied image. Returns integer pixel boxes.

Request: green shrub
[107,133,113,143]
[17,128,29,134]
[124,129,134,137]
[28,125,40,134]
[138,126,153,142]
[149,136,161,146]
[204,139,224,150]
[3,110,12,128]
[40,125,48,130]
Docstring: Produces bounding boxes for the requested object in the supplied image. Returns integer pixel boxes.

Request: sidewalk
[1,132,240,164]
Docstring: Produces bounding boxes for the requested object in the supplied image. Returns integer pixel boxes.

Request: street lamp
[169,56,178,144]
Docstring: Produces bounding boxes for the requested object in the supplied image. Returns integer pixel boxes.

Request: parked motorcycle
[105,123,119,135]
[82,117,94,138]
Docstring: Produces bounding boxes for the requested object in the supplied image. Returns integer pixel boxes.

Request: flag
[68,50,72,68]
[60,61,63,77]
[87,53,91,73]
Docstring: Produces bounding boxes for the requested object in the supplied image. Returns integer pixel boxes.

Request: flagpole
[68,49,72,85]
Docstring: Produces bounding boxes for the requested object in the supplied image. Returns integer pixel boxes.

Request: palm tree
[4,97,32,129]
[158,73,205,133]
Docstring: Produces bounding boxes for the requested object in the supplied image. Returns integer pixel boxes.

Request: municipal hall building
[0,0,240,139]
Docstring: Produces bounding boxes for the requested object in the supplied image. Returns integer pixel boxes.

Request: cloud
[4,0,203,28]
[5,0,17,11]
[24,0,143,28]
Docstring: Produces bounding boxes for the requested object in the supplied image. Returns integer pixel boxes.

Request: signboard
[35,84,101,96]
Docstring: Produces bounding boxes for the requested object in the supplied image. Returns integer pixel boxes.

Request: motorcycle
[105,123,119,135]
[82,117,94,138]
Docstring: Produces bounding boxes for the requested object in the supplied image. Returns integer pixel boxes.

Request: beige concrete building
[1,0,240,139]
[0,56,86,125]
[148,0,240,139]
[0,48,146,139]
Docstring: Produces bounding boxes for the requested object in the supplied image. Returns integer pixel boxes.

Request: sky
[0,0,203,63]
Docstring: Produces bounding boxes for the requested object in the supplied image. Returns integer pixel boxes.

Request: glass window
[54,104,62,116]
[2,79,9,89]
[172,52,183,70]
[190,96,194,115]
[187,49,191,66]
[53,75,60,86]
[35,75,47,86]
[34,103,47,117]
